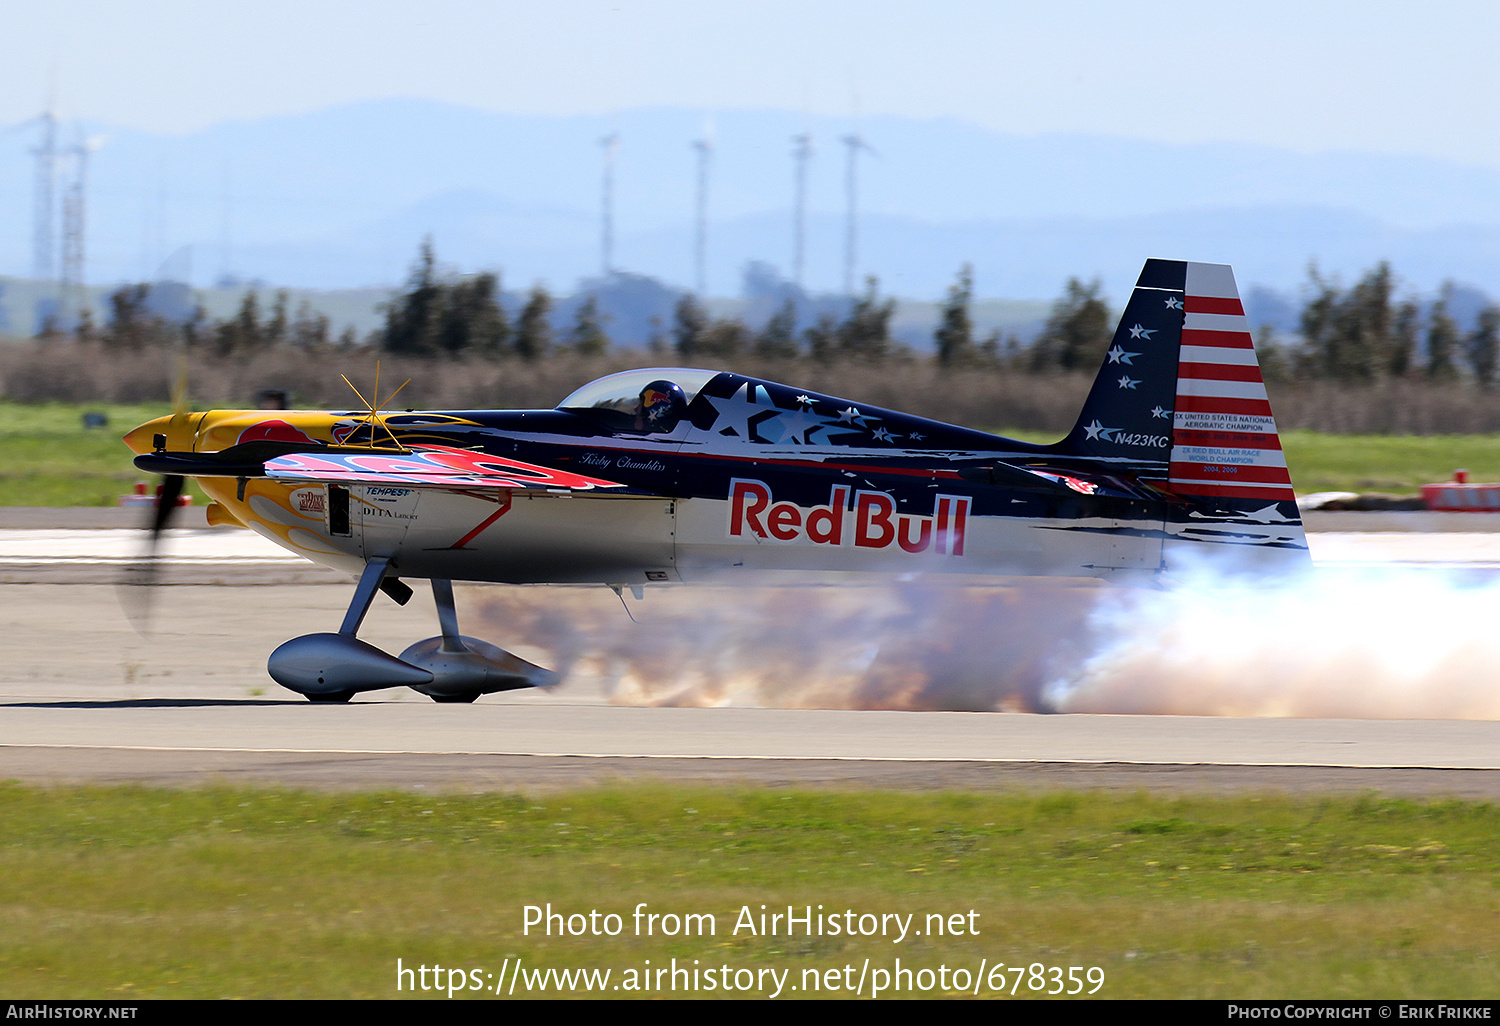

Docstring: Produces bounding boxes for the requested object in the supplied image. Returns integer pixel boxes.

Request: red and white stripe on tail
[1169,262,1295,503]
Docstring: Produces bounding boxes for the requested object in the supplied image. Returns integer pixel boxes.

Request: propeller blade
[123,356,194,633]
[170,356,190,416]
[117,474,186,634]
[151,474,185,536]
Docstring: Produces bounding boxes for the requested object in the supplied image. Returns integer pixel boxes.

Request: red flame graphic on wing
[265,445,623,491]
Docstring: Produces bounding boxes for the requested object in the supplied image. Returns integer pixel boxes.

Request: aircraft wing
[263,445,630,493]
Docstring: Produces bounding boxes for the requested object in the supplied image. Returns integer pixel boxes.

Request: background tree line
[367,247,1500,387]
[1286,262,1500,387]
[74,281,351,354]
[368,248,1110,369]
[49,241,1500,394]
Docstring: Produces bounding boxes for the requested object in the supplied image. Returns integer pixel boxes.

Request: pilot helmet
[639,379,688,431]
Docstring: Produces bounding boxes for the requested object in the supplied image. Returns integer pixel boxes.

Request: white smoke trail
[474,567,1500,720]
[475,581,1106,711]
[1045,566,1500,719]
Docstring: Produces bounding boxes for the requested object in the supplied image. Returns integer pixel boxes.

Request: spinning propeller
[118,358,192,633]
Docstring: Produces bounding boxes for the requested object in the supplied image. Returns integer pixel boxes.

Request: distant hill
[1,99,1497,301]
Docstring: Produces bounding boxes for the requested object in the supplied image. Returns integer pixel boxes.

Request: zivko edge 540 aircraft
[124,259,1308,703]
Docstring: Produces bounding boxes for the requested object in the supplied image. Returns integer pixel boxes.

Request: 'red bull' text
[728,479,969,556]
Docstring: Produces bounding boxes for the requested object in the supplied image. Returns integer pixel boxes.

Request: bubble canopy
[555,368,721,415]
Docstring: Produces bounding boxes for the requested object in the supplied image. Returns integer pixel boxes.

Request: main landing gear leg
[431,578,467,653]
[424,579,478,702]
[266,556,436,702]
[339,557,391,637]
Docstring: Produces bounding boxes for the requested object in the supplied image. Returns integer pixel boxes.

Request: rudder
[1166,261,1309,573]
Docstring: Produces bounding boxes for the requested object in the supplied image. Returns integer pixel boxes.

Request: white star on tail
[1165,296,1183,310]
[1151,406,1169,418]
[1128,324,1156,340]
[1117,376,1139,390]
[1107,346,1139,365]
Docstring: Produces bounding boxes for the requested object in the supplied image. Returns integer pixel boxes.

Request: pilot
[635,379,688,433]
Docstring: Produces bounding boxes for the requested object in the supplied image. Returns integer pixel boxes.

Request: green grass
[0,402,208,506]
[1,783,1497,998]
[1,401,1499,506]
[1278,431,1500,495]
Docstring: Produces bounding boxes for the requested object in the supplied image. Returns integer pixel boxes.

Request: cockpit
[556,367,721,433]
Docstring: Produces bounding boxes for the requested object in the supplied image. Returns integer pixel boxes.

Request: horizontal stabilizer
[959,461,1126,497]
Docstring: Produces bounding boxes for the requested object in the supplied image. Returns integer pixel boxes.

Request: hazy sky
[6,0,1499,167]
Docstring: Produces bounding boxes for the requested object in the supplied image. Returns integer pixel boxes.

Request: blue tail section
[1056,258,1185,476]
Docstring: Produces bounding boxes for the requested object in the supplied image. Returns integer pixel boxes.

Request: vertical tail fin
[1056,258,1185,465]
[1060,259,1310,572]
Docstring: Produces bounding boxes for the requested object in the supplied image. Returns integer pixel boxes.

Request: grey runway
[4,748,1499,799]
[5,698,1499,767]
[2,555,1498,794]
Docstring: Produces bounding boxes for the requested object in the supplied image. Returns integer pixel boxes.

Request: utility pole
[599,132,620,276]
[791,131,812,290]
[31,109,57,283]
[59,132,102,331]
[692,127,713,296]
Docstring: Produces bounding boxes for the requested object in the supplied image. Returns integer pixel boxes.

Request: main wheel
[306,690,356,704]
[430,692,480,704]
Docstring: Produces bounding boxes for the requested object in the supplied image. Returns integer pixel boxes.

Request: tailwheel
[430,692,480,704]
[306,690,356,704]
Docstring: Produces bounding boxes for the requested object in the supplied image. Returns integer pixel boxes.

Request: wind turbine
[841,131,876,297]
[599,131,620,276]
[791,131,813,290]
[692,117,714,296]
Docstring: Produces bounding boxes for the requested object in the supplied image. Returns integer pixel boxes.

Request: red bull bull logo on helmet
[728,479,969,556]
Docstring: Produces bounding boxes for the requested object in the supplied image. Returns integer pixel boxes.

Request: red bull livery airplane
[125,259,1308,703]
